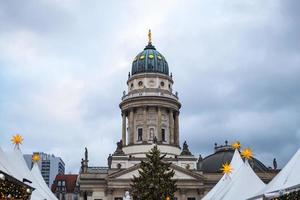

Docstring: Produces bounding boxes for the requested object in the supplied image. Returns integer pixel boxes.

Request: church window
[148,54,154,59]
[138,81,143,87]
[160,81,165,87]
[138,128,143,141]
[157,55,162,60]
[162,129,166,142]
[117,163,121,169]
[140,55,145,59]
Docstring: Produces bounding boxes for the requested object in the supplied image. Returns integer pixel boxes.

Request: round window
[160,81,165,87]
[138,81,143,87]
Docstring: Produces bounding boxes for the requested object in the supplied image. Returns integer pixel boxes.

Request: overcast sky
[0,0,299,173]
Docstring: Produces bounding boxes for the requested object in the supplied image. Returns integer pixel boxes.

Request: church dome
[131,31,169,76]
[198,142,270,173]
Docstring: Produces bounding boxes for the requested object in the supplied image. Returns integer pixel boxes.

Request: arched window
[137,128,143,141]
[162,129,166,142]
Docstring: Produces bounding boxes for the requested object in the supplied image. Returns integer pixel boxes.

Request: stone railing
[122,88,178,101]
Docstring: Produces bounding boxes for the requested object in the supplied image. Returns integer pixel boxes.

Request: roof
[31,162,58,199]
[199,143,270,173]
[5,146,55,199]
[249,148,300,199]
[131,42,169,76]
[51,174,78,193]
[203,149,265,200]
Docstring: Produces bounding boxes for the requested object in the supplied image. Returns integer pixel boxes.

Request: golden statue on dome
[148,29,152,44]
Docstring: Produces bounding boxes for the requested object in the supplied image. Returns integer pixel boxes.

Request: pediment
[108,164,204,181]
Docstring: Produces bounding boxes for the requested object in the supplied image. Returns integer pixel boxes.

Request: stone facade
[77,35,277,200]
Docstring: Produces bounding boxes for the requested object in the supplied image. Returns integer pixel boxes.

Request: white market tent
[0,147,14,175]
[202,149,244,200]
[249,148,300,200]
[31,162,58,200]
[5,145,57,200]
[202,149,265,200]
[215,160,265,200]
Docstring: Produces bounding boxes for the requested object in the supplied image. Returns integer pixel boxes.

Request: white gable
[115,167,197,180]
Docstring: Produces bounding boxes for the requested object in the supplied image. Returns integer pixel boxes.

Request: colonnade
[121,106,179,146]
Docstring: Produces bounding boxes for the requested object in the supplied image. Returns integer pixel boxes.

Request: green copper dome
[131,38,169,76]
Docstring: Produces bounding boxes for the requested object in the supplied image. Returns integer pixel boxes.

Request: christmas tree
[131,145,177,200]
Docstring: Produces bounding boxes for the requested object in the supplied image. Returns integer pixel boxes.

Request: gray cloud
[0,0,299,172]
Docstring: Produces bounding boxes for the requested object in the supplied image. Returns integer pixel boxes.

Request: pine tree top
[131,145,177,200]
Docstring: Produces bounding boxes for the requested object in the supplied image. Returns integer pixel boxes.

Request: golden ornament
[32,153,40,162]
[11,134,23,145]
[220,162,233,174]
[231,141,241,150]
[241,148,253,160]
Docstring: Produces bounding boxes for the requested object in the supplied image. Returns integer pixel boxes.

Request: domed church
[78,31,277,200]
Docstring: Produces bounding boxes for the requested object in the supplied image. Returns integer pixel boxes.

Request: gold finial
[148,29,152,44]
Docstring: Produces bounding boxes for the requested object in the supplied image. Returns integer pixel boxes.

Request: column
[122,112,126,146]
[129,109,134,144]
[180,189,186,200]
[169,110,174,144]
[157,107,162,142]
[143,106,147,143]
[174,111,179,146]
[86,191,93,200]
[107,189,113,200]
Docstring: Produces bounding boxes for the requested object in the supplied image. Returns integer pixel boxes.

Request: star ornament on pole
[32,153,40,163]
[241,148,253,160]
[11,134,23,146]
[220,162,233,175]
[231,141,241,150]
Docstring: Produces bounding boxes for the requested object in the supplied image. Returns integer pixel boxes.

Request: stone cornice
[120,96,181,111]
[127,73,173,85]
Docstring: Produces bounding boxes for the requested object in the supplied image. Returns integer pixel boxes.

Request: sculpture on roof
[153,136,158,144]
[180,141,192,156]
[108,154,112,169]
[85,147,88,161]
[123,191,131,200]
[113,140,125,155]
[273,158,277,170]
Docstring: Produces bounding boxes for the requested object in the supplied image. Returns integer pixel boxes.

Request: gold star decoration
[220,162,233,174]
[32,153,40,162]
[11,134,23,145]
[241,148,253,160]
[231,141,241,150]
